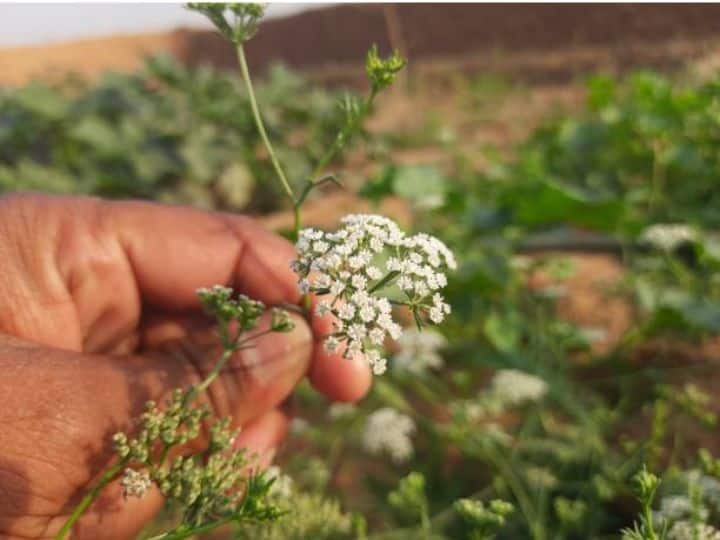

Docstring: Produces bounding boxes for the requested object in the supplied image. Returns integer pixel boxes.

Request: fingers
[106,200,300,310]
[145,311,313,426]
[308,310,372,402]
[233,409,289,469]
[105,199,372,401]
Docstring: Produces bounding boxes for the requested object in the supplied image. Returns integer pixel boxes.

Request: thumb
[141,310,313,426]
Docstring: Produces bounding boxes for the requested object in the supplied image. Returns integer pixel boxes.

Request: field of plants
[2,5,720,539]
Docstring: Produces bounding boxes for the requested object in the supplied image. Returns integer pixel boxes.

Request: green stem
[369,270,400,294]
[55,459,128,540]
[195,347,235,395]
[484,446,545,540]
[642,493,658,540]
[235,43,296,208]
[312,87,378,180]
[148,515,234,540]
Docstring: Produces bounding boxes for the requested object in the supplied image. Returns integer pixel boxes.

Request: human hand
[0,193,371,540]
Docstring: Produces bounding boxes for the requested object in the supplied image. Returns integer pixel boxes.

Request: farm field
[2,4,720,539]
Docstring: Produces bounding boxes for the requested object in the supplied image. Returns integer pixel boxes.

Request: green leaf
[483,311,521,353]
[69,116,124,155]
[503,180,624,232]
[11,83,68,120]
[393,164,447,210]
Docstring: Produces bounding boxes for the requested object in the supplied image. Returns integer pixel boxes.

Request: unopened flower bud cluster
[292,214,455,375]
[111,385,257,521]
[454,497,514,533]
[113,388,209,465]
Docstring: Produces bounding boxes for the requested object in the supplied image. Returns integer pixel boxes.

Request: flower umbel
[489,369,548,407]
[363,407,416,463]
[394,327,447,374]
[291,214,456,375]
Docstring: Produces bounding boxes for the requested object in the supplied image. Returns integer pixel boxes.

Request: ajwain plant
[54,3,458,539]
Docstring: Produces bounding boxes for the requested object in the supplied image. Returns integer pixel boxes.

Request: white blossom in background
[393,328,447,374]
[290,417,309,435]
[654,495,699,524]
[490,369,548,407]
[578,326,608,344]
[266,465,294,499]
[641,223,697,252]
[668,521,720,540]
[362,407,416,464]
[120,468,152,500]
[292,214,456,376]
[699,474,720,508]
[328,402,357,420]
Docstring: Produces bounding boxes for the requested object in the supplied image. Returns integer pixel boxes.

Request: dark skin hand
[0,193,371,540]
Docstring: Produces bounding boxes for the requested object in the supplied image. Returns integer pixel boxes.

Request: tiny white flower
[338,303,356,321]
[352,274,368,290]
[359,304,376,322]
[371,357,387,375]
[313,240,329,253]
[366,266,383,280]
[369,327,386,345]
[316,302,332,317]
[120,468,152,500]
[429,307,444,324]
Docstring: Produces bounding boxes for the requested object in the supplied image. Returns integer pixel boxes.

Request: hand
[0,193,371,540]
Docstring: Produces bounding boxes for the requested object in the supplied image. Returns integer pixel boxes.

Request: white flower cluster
[490,369,548,407]
[328,402,357,420]
[120,468,152,500]
[641,223,697,252]
[292,214,456,375]
[394,328,447,374]
[266,465,294,499]
[668,521,720,540]
[362,407,416,464]
[654,495,702,523]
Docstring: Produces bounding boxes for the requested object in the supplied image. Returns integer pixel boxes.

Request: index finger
[107,199,300,310]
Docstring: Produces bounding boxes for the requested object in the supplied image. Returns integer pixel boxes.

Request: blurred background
[3,3,720,539]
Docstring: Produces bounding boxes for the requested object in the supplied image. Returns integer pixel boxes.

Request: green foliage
[236,492,358,540]
[0,56,359,209]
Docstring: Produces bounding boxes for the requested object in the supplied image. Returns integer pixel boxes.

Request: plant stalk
[55,459,128,540]
[235,42,298,233]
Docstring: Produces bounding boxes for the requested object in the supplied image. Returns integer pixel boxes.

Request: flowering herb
[52,3,441,539]
[292,214,455,374]
[55,286,294,539]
